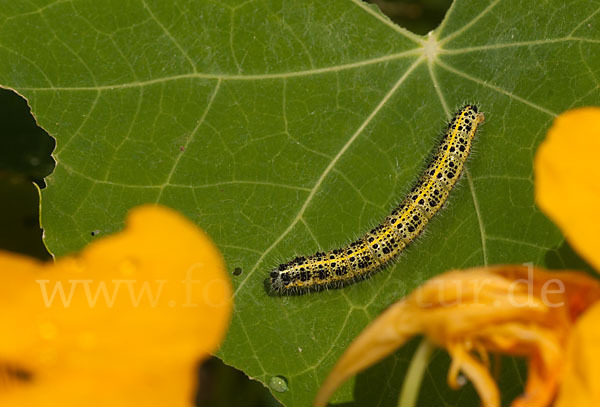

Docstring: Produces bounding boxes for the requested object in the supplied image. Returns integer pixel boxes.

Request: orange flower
[316,107,600,407]
[314,266,600,407]
[0,205,232,406]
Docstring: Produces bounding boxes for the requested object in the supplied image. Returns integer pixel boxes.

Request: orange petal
[0,205,232,406]
[555,302,600,407]
[313,300,420,407]
[480,323,561,407]
[447,344,499,407]
[534,107,600,272]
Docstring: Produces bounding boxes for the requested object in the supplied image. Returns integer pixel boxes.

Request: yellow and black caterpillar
[270,105,485,294]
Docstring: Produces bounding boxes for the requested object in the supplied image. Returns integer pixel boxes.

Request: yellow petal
[555,302,600,407]
[0,205,232,406]
[534,107,600,272]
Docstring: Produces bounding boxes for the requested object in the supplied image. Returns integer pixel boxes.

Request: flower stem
[398,338,435,407]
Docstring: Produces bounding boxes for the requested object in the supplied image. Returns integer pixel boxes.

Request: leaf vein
[436,59,557,117]
[141,0,197,73]
[155,79,222,202]
[14,50,420,91]
[233,57,424,297]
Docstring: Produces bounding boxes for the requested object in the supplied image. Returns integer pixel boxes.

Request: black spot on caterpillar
[270,105,485,294]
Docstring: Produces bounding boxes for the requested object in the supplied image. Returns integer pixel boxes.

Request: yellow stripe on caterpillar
[270,105,485,294]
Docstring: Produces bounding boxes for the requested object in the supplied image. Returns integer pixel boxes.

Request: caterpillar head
[269,266,291,293]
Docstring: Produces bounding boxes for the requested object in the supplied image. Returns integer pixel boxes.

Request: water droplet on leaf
[269,375,288,392]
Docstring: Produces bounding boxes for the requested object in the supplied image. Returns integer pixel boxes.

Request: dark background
[0,1,452,405]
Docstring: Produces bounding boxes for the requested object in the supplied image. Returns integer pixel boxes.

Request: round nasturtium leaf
[1,0,598,405]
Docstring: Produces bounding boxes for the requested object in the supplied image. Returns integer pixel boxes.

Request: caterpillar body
[270,105,485,294]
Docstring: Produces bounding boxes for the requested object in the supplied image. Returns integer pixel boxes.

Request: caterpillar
[270,105,485,294]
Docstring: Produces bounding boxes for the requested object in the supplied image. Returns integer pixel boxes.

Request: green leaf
[1,0,598,406]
